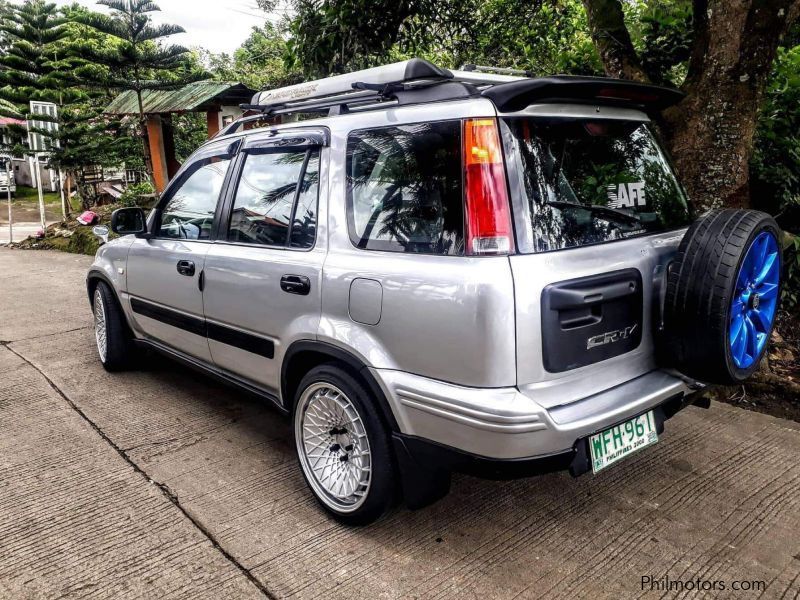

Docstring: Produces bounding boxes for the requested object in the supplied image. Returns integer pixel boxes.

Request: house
[0,116,59,192]
[104,81,256,192]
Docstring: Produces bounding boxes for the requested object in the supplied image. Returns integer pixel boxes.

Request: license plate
[589,411,658,473]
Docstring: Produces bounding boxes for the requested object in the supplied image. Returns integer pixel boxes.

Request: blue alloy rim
[729,231,780,369]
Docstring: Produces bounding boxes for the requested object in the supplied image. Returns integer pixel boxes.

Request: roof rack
[244,59,453,114]
[227,58,684,135]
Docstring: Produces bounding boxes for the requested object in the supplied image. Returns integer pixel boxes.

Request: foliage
[282,0,604,77]
[464,0,600,76]
[0,0,72,155]
[201,23,302,90]
[0,0,131,216]
[118,180,155,207]
[782,233,800,310]
[751,45,800,231]
[76,0,200,100]
[630,0,693,86]
[170,112,206,163]
[75,0,205,181]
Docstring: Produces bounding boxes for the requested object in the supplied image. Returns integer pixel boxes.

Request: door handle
[280,274,310,295]
[177,260,195,276]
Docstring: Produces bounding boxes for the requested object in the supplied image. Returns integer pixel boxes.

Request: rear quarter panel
[319,99,517,388]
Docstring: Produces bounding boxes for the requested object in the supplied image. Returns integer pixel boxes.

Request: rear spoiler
[482,76,685,113]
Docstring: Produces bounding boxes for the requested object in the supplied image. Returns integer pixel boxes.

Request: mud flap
[391,435,452,510]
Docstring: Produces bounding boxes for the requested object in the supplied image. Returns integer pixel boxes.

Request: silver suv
[88,59,783,524]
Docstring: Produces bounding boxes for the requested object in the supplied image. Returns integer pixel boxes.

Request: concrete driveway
[1,247,799,599]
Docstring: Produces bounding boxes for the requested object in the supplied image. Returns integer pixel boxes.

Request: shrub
[118,181,156,208]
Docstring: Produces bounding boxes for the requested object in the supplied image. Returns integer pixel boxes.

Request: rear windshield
[502,118,692,253]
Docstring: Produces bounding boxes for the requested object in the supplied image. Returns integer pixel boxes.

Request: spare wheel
[663,209,782,384]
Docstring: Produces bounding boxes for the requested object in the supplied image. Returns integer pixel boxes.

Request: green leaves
[77,0,196,95]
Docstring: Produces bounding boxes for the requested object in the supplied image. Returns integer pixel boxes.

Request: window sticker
[607,182,646,208]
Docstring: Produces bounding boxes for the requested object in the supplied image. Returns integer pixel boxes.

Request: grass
[12,185,62,205]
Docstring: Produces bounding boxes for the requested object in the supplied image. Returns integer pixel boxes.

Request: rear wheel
[664,209,782,384]
[293,364,397,525]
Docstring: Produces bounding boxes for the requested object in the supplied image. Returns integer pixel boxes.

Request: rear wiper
[546,200,642,223]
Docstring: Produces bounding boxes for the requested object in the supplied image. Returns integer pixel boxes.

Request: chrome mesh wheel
[93,289,107,363]
[294,382,372,513]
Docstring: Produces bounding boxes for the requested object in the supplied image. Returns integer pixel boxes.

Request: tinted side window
[290,152,319,249]
[227,149,319,248]
[346,121,464,255]
[158,158,231,239]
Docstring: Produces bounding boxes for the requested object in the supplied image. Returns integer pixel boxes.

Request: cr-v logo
[607,182,646,208]
[587,324,638,350]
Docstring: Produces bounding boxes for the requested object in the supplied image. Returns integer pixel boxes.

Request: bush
[751,46,800,231]
[783,233,800,311]
[118,181,156,208]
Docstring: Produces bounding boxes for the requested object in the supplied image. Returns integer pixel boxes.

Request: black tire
[92,281,137,372]
[663,209,782,384]
[292,363,397,526]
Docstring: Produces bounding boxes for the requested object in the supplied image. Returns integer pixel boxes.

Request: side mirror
[92,225,109,245]
[110,207,148,237]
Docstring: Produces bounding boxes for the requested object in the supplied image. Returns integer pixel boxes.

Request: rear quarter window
[345,121,464,255]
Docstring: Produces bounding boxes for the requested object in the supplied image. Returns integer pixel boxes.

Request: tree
[582,0,800,212]
[285,0,483,77]
[0,1,129,217]
[78,0,202,183]
[0,0,74,221]
[202,22,301,90]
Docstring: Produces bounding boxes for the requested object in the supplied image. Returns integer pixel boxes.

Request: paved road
[0,222,47,244]
[1,247,800,599]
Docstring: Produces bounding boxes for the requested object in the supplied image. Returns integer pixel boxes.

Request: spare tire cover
[663,209,782,384]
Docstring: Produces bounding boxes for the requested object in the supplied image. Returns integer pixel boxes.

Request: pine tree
[78,0,202,184]
[0,0,125,218]
[0,0,73,222]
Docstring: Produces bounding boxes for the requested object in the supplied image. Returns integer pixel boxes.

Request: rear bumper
[392,392,704,483]
[371,367,703,461]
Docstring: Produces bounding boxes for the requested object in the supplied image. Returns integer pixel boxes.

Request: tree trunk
[662,0,799,211]
[582,0,800,212]
[582,0,650,81]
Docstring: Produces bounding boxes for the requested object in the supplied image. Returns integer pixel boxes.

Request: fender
[86,269,139,336]
[86,268,117,304]
[281,340,400,432]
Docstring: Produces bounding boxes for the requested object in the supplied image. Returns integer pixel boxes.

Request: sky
[46,0,287,54]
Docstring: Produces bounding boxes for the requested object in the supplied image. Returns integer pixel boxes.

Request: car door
[201,129,327,396]
[126,139,239,362]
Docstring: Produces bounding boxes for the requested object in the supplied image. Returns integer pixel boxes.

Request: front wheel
[293,364,397,525]
[92,281,137,371]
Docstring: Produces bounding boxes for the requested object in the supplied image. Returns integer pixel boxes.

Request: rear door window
[346,121,464,255]
[227,149,320,249]
[502,118,692,253]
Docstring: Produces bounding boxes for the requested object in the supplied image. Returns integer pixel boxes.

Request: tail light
[463,118,514,255]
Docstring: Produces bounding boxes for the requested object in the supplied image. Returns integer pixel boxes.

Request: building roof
[0,117,25,126]
[104,81,255,115]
